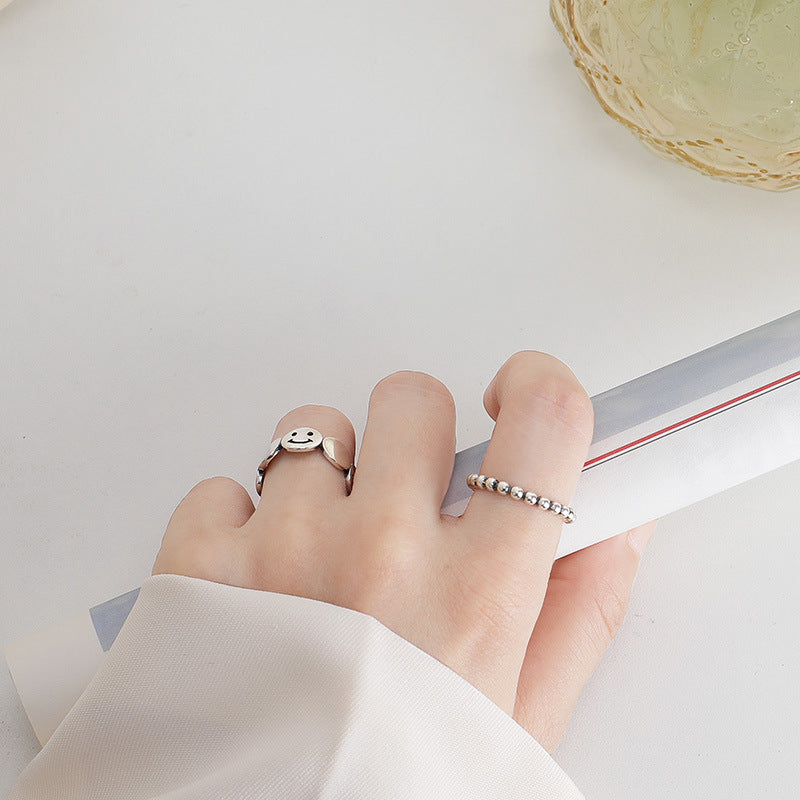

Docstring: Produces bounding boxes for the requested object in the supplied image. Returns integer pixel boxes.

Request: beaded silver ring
[466,473,576,523]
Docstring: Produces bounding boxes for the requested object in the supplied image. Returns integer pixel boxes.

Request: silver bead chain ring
[466,473,576,523]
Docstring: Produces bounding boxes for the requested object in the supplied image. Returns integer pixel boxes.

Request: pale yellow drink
[551,0,800,190]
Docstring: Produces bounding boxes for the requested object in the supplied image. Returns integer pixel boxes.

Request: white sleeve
[8,574,585,800]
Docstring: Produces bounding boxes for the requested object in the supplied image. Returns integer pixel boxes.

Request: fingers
[152,477,255,580]
[461,352,594,583]
[513,521,657,752]
[424,353,593,714]
[164,476,256,534]
[254,404,357,517]
[353,371,456,515]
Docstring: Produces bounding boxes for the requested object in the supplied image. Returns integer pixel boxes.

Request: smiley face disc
[280,427,324,452]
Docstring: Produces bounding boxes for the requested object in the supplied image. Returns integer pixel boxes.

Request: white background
[1,0,799,796]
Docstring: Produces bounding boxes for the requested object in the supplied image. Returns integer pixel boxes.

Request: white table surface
[2,1,799,797]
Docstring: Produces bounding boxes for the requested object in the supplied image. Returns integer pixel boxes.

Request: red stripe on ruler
[583,369,800,469]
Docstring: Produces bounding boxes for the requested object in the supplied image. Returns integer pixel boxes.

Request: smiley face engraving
[280,427,323,452]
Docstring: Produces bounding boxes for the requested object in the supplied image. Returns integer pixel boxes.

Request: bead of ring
[466,474,575,523]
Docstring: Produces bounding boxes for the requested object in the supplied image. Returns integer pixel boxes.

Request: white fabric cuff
[9,574,585,799]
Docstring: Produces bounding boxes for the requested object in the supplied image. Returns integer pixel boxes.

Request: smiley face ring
[256,427,356,496]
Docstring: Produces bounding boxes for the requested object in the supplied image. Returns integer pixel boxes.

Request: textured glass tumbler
[551,1,800,191]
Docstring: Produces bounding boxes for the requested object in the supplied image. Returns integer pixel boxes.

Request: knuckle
[184,476,251,520]
[371,370,454,409]
[190,476,245,499]
[171,478,226,524]
[512,369,593,441]
[345,539,422,614]
[342,505,428,609]
[166,478,253,541]
[276,404,352,431]
[361,507,426,571]
[363,535,419,584]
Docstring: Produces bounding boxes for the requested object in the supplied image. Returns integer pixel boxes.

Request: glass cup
[551,0,800,191]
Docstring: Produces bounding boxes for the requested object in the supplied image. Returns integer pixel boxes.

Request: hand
[152,351,654,752]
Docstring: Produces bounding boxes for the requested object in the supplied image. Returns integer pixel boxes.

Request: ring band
[467,473,576,523]
[257,427,355,496]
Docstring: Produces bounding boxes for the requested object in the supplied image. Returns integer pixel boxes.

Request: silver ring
[466,473,576,523]
[256,427,355,496]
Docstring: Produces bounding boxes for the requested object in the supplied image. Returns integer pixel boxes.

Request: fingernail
[627,520,656,555]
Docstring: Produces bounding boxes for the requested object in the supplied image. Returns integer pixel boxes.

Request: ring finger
[253,404,357,519]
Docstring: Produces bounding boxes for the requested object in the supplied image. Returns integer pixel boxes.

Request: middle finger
[353,371,456,517]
